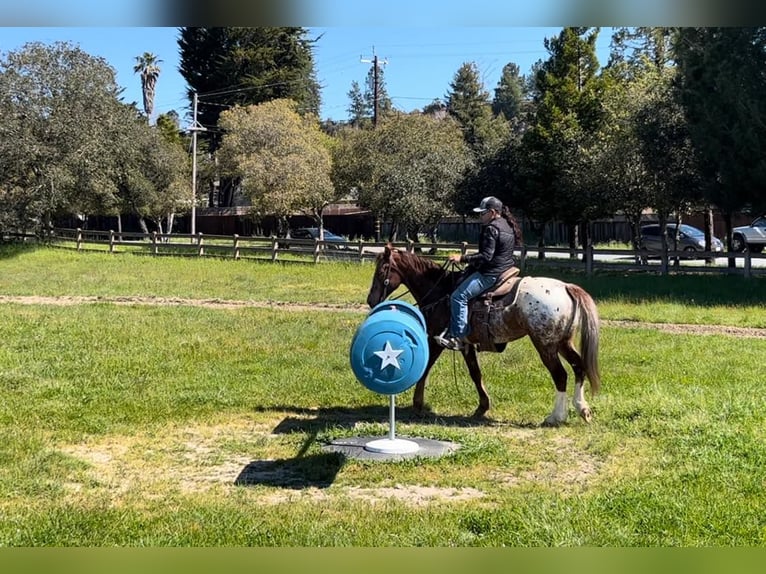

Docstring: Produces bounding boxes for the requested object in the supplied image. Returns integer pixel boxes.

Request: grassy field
[0,244,764,546]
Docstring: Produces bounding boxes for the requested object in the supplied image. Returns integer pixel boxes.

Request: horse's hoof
[412,403,433,418]
[542,416,563,427]
[471,408,488,419]
[579,408,593,424]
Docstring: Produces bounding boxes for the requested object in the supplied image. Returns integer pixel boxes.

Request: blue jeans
[449,271,498,338]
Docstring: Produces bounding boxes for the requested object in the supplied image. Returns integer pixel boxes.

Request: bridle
[375,249,459,310]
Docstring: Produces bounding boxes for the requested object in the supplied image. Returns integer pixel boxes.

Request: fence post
[76,228,82,251]
[406,239,414,253]
[460,242,468,257]
[271,236,279,262]
[519,245,527,274]
[313,239,321,263]
[233,234,240,260]
[358,239,364,262]
[585,244,593,276]
[197,233,204,256]
[109,230,115,254]
[152,231,158,255]
[744,250,752,279]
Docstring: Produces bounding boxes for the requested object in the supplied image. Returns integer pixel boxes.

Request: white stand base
[364,438,420,454]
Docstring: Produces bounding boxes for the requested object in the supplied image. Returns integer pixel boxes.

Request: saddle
[469,267,522,353]
[479,266,521,301]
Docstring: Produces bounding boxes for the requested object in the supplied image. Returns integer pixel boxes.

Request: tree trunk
[166,213,175,237]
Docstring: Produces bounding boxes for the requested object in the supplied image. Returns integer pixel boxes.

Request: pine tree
[178,27,321,152]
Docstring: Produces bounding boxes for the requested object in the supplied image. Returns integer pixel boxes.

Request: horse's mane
[390,248,459,294]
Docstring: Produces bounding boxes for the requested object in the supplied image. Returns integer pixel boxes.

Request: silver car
[640,223,724,256]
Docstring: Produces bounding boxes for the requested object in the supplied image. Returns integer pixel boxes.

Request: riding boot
[433,329,465,351]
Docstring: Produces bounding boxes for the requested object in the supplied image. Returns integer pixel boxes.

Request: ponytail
[501,205,523,247]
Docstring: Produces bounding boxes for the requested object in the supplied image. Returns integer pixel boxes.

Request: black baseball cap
[472,196,503,213]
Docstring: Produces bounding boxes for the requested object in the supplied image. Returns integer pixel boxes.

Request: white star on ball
[373,340,404,370]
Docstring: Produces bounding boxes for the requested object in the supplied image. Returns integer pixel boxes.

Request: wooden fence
[5,228,766,278]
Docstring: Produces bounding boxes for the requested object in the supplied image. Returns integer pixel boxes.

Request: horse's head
[366,243,404,307]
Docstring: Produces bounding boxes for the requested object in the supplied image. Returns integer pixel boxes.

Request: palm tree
[133,52,162,121]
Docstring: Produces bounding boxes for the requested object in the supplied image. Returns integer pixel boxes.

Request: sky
[0,26,614,126]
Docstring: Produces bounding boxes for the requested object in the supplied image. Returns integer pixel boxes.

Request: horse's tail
[566,284,601,395]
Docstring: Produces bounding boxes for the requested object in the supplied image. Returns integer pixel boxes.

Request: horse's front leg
[412,341,444,415]
[462,345,490,418]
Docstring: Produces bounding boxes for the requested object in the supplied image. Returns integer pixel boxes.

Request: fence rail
[3,228,765,278]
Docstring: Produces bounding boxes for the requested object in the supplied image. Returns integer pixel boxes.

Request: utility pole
[360,48,388,127]
[360,49,388,239]
[188,91,207,236]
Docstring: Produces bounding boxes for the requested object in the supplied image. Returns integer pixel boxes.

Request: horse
[365,244,601,426]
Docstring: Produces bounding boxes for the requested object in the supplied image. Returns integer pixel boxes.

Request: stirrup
[433,330,465,351]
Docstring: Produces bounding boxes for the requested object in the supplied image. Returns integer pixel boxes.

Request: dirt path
[1,294,765,339]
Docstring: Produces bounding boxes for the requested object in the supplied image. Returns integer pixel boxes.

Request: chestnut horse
[366,245,601,425]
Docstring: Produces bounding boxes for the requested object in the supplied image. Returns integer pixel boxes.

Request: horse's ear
[384,242,394,256]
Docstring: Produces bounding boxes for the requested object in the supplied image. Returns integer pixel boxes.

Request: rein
[382,253,457,310]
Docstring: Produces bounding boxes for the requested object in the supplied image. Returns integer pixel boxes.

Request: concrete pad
[322,436,460,461]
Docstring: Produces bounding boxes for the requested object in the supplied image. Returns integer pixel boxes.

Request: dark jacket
[463,217,516,276]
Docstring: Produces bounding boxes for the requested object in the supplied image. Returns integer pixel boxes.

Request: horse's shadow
[234,404,530,490]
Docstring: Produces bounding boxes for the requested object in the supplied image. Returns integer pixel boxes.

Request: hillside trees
[217,99,336,236]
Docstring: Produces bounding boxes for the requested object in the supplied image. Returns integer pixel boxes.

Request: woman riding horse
[366,244,600,426]
[434,196,520,351]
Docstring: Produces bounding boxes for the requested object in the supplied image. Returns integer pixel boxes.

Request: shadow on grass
[234,452,345,489]
[0,240,40,260]
[234,404,517,490]
[261,403,510,438]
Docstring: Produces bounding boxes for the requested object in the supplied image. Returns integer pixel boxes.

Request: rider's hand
[448,253,462,264]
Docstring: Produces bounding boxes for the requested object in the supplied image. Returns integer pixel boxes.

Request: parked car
[289,227,348,249]
[732,215,766,253]
[640,223,724,257]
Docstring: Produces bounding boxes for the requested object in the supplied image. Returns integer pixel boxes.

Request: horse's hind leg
[532,340,569,426]
[559,341,593,423]
[462,345,491,418]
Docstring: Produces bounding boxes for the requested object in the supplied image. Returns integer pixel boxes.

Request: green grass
[0,244,765,546]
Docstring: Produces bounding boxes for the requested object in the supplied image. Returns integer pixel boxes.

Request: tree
[346,80,370,127]
[519,27,607,251]
[332,114,472,243]
[133,52,162,121]
[217,99,336,236]
[178,27,321,153]
[0,41,128,232]
[364,59,393,124]
[178,27,322,209]
[492,62,526,121]
[114,109,190,235]
[598,28,678,255]
[446,62,495,152]
[674,27,766,259]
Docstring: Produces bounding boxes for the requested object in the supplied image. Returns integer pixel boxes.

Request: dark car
[640,223,724,256]
[289,227,348,249]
